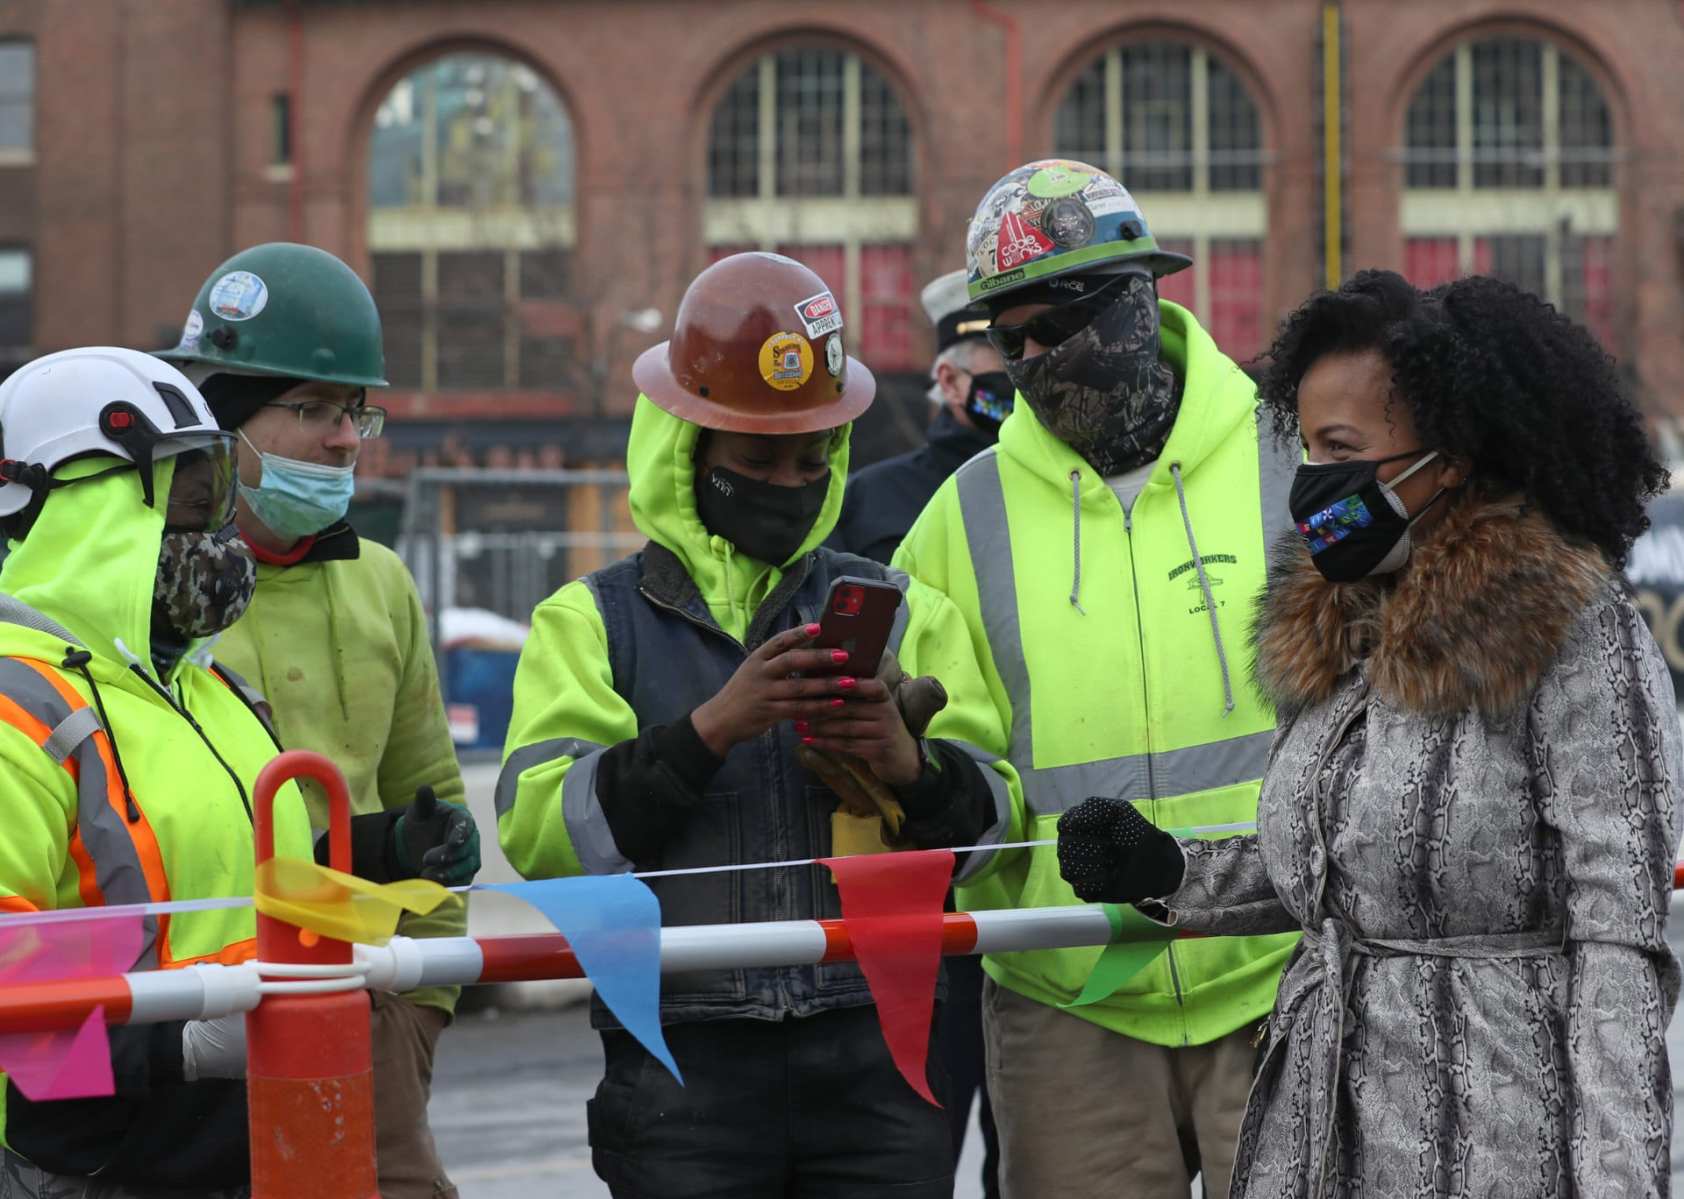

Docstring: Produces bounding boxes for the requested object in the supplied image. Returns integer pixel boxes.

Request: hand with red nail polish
[690,622,874,759]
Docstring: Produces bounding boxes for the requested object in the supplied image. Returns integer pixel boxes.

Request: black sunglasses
[985,275,1130,361]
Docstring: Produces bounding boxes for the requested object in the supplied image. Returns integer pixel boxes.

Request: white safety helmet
[0,347,232,518]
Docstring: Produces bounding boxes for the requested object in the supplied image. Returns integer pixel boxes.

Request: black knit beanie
[196,373,303,431]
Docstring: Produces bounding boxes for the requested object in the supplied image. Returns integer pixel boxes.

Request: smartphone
[808,576,902,678]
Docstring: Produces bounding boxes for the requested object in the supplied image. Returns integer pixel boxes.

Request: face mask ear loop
[1379,450,1439,494]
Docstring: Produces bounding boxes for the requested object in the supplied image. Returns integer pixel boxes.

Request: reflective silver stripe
[1017,729,1274,815]
[0,594,80,644]
[1257,413,1299,545]
[560,748,632,874]
[954,451,1273,818]
[495,736,600,820]
[884,566,913,657]
[43,706,101,765]
[496,736,632,874]
[945,740,1014,884]
[0,658,159,969]
[955,453,1034,766]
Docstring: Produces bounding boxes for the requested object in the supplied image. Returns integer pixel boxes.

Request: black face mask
[963,370,1015,436]
[1289,450,1442,582]
[695,466,829,566]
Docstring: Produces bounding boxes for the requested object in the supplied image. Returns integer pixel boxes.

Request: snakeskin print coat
[1160,495,1683,1198]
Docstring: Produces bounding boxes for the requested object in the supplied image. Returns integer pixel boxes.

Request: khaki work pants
[982,977,1256,1199]
[371,992,458,1199]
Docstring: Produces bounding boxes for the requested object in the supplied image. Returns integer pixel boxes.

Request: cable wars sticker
[794,291,844,339]
[759,332,814,392]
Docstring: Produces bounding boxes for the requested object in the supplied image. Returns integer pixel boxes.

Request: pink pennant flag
[0,913,142,1101]
[819,849,954,1106]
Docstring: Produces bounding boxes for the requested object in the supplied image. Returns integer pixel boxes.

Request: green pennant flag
[1062,903,1176,1008]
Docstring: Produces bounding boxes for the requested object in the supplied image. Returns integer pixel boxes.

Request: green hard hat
[159,242,388,388]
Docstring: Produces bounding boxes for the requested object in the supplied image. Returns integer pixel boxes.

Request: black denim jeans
[588,1005,954,1198]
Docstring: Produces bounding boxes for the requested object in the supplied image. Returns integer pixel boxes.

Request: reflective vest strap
[0,895,41,914]
[0,658,168,970]
[954,453,1034,768]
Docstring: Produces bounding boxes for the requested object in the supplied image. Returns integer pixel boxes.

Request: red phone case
[810,576,902,678]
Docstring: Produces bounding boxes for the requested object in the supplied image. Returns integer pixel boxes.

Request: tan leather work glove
[797,650,948,854]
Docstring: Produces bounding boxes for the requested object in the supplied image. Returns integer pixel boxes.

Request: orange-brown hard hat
[634,252,876,434]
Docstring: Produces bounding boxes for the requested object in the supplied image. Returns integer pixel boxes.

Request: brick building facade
[3,0,1684,470]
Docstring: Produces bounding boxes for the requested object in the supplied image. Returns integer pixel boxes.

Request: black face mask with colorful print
[1288,449,1443,582]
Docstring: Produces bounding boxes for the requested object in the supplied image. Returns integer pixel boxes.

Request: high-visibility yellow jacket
[894,301,1300,1047]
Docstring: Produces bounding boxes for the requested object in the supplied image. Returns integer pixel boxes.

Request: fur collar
[1252,493,1610,718]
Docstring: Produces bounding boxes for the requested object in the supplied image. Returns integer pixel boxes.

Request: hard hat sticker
[1026,164,1093,199]
[1042,197,1096,250]
[759,332,814,392]
[825,333,845,378]
[996,210,1054,273]
[208,271,269,322]
[177,310,204,352]
[794,291,844,340]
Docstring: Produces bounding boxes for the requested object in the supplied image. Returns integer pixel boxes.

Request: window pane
[1052,56,1109,167]
[707,67,761,198]
[437,251,506,390]
[1207,58,1261,191]
[0,43,33,152]
[1155,239,1196,310]
[1405,237,1462,289]
[0,248,30,350]
[775,50,845,197]
[1471,40,1543,189]
[370,252,424,389]
[1208,239,1263,359]
[519,248,571,300]
[370,55,574,211]
[1120,44,1192,192]
[1475,234,1547,297]
[1561,233,1614,350]
[1558,55,1613,188]
[860,243,916,370]
[518,333,575,390]
[1404,56,1457,189]
[858,65,911,196]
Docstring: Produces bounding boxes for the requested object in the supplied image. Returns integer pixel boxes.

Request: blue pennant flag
[487,875,680,1083]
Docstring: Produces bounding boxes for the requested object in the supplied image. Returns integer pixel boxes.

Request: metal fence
[396,467,643,675]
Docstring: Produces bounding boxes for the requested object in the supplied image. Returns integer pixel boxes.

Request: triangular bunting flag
[487,876,679,1083]
[0,913,142,1100]
[254,858,456,946]
[820,848,954,1106]
[1063,904,1176,1009]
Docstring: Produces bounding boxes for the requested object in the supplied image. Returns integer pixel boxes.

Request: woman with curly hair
[1056,269,1682,1197]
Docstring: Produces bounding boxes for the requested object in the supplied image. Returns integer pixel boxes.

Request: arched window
[367,53,576,392]
[704,48,919,369]
[1400,37,1616,344]
[1053,42,1267,357]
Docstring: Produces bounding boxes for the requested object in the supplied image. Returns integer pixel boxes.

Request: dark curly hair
[1256,269,1666,566]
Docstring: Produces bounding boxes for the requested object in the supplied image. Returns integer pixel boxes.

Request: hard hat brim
[153,347,389,390]
[633,342,877,435]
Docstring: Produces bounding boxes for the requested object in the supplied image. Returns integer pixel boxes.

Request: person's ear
[1434,454,1469,491]
[933,361,966,408]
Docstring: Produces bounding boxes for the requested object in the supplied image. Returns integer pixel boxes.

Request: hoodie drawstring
[62,646,141,823]
[1068,470,1087,615]
[1171,462,1235,717]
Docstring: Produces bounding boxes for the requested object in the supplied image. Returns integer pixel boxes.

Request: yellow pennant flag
[254,858,459,946]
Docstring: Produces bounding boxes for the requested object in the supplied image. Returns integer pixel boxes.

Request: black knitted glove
[1057,796,1185,904]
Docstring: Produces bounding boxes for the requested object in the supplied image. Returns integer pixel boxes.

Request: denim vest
[586,542,931,1026]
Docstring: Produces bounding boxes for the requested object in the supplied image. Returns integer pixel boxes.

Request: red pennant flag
[820,848,955,1106]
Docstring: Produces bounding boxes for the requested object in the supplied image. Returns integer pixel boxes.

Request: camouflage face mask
[153,524,257,640]
[1003,272,1180,476]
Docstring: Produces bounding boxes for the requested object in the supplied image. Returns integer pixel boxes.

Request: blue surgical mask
[237,431,356,541]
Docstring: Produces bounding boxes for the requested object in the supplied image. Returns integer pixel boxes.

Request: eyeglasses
[266,399,386,439]
[984,275,1129,361]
